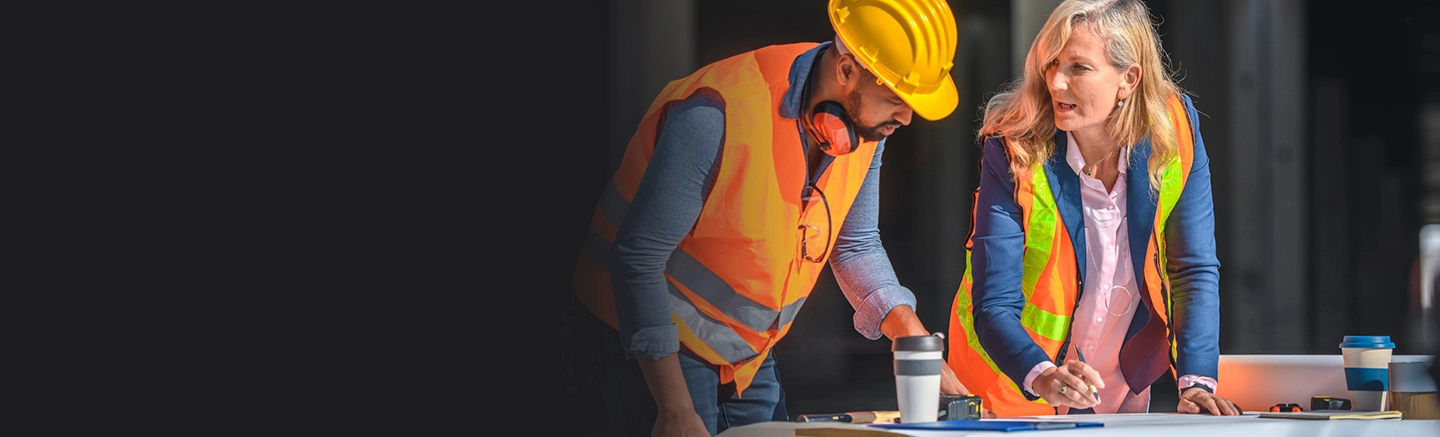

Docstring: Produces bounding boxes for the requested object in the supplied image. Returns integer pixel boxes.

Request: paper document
[870,419,1104,432]
[1257,410,1403,420]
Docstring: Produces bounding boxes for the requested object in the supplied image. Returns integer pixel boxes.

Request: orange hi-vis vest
[572,42,879,396]
[947,94,1197,416]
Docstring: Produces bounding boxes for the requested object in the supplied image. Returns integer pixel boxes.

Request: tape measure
[1269,403,1303,412]
[939,394,983,420]
[1311,395,1351,411]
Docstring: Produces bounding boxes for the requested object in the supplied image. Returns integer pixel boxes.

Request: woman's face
[1045,23,1135,137]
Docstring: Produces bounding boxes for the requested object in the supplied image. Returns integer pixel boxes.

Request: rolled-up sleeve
[831,141,918,340]
[609,91,725,360]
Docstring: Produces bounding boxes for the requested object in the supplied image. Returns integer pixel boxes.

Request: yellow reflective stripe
[1020,163,1069,341]
[1156,159,1178,323]
[955,251,1025,397]
[1021,301,1070,342]
[1021,166,1055,298]
[1156,96,1190,363]
[1156,157,1183,363]
[1155,157,1182,237]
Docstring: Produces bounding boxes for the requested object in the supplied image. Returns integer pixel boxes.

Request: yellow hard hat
[829,0,959,121]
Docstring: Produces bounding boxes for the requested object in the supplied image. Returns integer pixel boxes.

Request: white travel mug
[894,334,944,423]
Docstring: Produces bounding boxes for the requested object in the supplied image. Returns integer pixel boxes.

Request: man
[567,1,968,435]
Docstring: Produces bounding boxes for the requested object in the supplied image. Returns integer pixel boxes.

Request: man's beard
[842,88,901,142]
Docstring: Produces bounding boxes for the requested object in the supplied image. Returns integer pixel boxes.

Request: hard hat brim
[893,74,959,122]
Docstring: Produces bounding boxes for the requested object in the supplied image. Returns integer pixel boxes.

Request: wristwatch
[1184,383,1214,394]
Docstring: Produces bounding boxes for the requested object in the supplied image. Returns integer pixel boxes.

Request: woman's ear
[1118,62,1141,100]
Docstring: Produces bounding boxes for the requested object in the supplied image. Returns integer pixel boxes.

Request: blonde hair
[978,0,1182,193]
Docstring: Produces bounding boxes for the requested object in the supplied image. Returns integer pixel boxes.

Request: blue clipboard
[870,419,1104,432]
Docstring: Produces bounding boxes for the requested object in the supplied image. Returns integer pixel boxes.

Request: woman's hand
[1177,387,1242,416]
[1032,360,1104,410]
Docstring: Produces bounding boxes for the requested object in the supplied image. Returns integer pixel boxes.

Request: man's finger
[939,363,968,395]
[941,377,968,395]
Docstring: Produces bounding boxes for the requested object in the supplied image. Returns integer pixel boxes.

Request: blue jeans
[568,301,788,436]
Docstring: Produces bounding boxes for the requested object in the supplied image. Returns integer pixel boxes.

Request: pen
[796,411,900,424]
[1034,423,1079,430]
[1075,349,1100,401]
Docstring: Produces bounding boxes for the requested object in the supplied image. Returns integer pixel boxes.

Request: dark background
[557,1,1440,435]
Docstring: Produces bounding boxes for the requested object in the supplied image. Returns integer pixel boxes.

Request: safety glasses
[798,184,832,263]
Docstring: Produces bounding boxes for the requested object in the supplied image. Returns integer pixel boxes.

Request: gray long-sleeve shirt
[610,42,918,360]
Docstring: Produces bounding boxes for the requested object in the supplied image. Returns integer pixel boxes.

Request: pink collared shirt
[1021,135,1216,412]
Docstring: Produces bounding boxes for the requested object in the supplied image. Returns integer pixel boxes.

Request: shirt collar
[779,41,832,120]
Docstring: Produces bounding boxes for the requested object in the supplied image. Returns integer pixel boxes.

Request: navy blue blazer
[968,94,1221,396]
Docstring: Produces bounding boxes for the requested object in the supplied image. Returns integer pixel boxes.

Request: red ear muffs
[797,44,860,157]
[808,101,859,156]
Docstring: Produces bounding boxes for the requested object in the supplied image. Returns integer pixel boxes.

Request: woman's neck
[1070,129,1119,160]
[1071,130,1122,191]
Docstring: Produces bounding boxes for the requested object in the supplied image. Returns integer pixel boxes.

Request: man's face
[840,65,914,142]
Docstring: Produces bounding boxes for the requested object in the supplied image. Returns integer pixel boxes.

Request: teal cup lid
[1339,335,1395,349]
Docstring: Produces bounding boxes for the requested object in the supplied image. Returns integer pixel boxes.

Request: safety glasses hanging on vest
[798,184,832,263]
[798,46,861,157]
[795,45,850,264]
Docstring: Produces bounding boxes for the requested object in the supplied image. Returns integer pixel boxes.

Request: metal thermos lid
[1389,361,1438,392]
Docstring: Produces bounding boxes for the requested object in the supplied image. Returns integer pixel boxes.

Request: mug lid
[1339,335,1395,349]
[894,335,944,352]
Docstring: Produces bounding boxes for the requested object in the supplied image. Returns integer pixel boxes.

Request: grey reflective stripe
[776,296,805,331]
[587,176,810,363]
[584,223,806,334]
[669,282,760,363]
[666,248,805,332]
[598,180,628,226]
[895,359,944,375]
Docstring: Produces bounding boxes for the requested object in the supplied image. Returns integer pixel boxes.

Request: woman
[946,0,1240,416]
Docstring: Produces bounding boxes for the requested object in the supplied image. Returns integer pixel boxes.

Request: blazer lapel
[1126,138,1157,282]
[1045,130,1086,285]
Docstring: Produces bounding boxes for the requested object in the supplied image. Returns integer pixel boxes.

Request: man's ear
[836,53,860,87]
[1118,62,1141,100]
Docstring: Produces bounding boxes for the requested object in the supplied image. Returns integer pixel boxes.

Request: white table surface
[716,413,1440,437]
